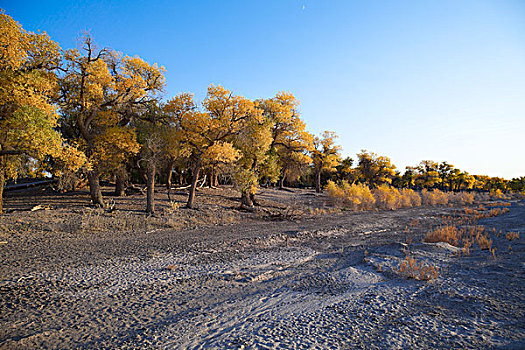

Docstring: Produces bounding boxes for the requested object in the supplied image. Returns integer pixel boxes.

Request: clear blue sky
[2,0,524,178]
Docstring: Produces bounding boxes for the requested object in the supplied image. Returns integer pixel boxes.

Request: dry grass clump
[424,215,487,256]
[476,233,493,250]
[462,239,472,256]
[424,203,515,257]
[463,206,509,221]
[425,224,461,246]
[421,189,448,206]
[488,207,510,217]
[505,231,520,241]
[397,254,439,281]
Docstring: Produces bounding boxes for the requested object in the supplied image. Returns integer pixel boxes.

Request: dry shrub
[344,182,376,210]
[487,208,510,217]
[462,239,472,256]
[448,192,475,205]
[490,189,508,200]
[398,254,439,281]
[506,231,520,241]
[373,186,423,210]
[425,225,461,246]
[464,207,478,216]
[326,181,375,210]
[476,233,492,250]
[421,189,448,206]
[410,218,420,227]
[327,182,422,211]
[425,222,485,249]
[373,184,401,210]
[326,180,345,204]
[400,188,422,207]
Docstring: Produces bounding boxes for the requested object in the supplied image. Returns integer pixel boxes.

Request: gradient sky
[2,0,524,178]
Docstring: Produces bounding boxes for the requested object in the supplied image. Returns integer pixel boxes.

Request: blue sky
[2,0,524,178]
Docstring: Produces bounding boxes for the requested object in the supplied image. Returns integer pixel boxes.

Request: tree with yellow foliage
[232,114,273,209]
[356,150,396,188]
[312,131,341,193]
[202,141,240,188]
[0,11,85,212]
[258,92,313,189]
[59,34,165,207]
[415,160,441,189]
[165,85,257,208]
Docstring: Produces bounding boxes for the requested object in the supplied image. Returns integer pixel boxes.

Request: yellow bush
[328,182,424,211]
[490,189,507,200]
[374,184,401,210]
[326,180,345,203]
[326,181,375,210]
[399,188,422,207]
[421,189,448,206]
[344,182,376,210]
[449,192,475,205]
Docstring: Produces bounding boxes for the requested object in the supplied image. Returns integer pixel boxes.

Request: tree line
[1,11,523,213]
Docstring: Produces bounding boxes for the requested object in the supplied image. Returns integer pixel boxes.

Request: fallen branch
[126,184,146,195]
[30,204,51,212]
[280,187,295,193]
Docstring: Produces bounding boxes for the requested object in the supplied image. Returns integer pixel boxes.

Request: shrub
[462,239,472,256]
[344,182,376,210]
[421,189,448,206]
[490,189,507,200]
[476,233,493,250]
[327,182,423,211]
[373,184,401,210]
[399,188,422,207]
[506,231,520,241]
[326,181,376,210]
[398,254,439,281]
[425,224,461,246]
[326,180,345,203]
[449,192,475,205]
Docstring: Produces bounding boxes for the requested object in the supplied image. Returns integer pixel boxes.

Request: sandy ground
[0,187,524,349]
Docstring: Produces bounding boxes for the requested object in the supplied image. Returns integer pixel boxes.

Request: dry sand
[0,187,524,349]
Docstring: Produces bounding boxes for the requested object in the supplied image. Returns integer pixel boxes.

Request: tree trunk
[315,168,321,193]
[0,155,5,213]
[166,158,175,190]
[240,190,254,211]
[186,157,202,209]
[213,172,219,188]
[279,170,286,190]
[87,168,105,208]
[146,161,156,214]
[166,159,175,202]
[249,192,259,206]
[114,167,127,196]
